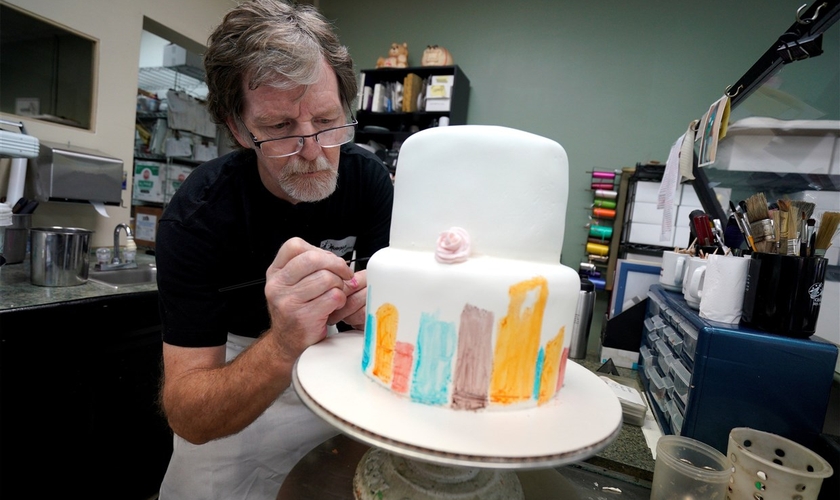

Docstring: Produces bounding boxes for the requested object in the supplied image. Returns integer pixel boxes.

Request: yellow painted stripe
[372,303,398,384]
[490,277,548,404]
[538,326,565,404]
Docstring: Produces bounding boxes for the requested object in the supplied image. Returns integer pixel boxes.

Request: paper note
[599,376,645,406]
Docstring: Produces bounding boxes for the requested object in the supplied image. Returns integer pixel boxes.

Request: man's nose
[296,134,323,160]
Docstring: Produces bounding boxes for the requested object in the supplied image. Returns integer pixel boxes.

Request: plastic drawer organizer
[640,285,838,454]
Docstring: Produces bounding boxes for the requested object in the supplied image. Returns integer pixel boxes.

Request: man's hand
[263,238,355,360]
[328,269,368,330]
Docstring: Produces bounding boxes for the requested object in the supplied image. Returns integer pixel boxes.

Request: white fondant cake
[362,125,581,411]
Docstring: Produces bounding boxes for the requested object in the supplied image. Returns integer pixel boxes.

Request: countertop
[0,252,158,311]
[0,252,656,484]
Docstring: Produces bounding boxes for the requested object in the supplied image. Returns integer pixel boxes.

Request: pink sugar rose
[435,227,471,264]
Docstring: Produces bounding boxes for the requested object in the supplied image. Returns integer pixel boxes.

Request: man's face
[229,60,344,204]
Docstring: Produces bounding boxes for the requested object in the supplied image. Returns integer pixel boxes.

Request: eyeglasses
[246,118,358,158]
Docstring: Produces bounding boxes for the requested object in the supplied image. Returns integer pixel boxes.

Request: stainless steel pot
[30,226,94,287]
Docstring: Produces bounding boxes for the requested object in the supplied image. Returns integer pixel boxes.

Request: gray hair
[203,0,357,144]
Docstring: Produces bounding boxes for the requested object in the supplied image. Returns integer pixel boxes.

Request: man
[156,1,393,498]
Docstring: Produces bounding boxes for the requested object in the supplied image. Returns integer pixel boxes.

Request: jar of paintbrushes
[735,192,839,338]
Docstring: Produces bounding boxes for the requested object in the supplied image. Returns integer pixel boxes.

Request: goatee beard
[277,155,338,202]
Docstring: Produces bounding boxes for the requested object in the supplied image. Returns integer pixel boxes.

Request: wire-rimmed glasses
[246,118,358,158]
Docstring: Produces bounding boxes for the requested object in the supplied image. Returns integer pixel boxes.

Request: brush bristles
[746,192,769,223]
[790,200,816,219]
[815,212,840,251]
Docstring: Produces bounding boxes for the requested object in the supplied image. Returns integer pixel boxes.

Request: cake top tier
[390,125,569,263]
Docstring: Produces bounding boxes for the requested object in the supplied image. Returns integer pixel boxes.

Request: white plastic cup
[651,435,731,500]
[728,427,833,500]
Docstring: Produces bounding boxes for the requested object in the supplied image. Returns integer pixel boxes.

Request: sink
[88,264,157,288]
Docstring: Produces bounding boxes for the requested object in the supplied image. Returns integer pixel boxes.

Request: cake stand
[293,332,623,499]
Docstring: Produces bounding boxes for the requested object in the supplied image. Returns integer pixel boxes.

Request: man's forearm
[162,336,294,444]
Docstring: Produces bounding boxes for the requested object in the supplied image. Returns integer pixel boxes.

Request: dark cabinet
[354,65,470,151]
[0,292,171,499]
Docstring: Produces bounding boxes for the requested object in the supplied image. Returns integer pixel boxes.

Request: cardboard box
[164,164,193,204]
[424,98,451,112]
[634,181,664,204]
[163,44,202,69]
[133,205,164,248]
[626,221,674,247]
[133,161,165,203]
[630,201,666,225]
[430,75,454,86]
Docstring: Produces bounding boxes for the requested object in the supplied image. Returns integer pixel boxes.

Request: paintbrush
[745,193,773,253]
[814,212,840,257]
[806,218,816,257]
[730,200,756,252]
[777,199,791,254]
[799,212,808,257]
[218,256,371,292]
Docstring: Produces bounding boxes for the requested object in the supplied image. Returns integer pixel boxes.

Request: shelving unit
[582,170,621,290]
[132,65,218,249]
[137,65,207,99]
[354,65,470,164]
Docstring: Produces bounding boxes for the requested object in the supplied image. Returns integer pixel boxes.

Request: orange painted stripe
[372,303,398,384]
[490,277,548,405]
[538,326,565,404]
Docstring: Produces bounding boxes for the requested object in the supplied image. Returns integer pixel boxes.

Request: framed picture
[610,259,661,318]
[698,95,731,167]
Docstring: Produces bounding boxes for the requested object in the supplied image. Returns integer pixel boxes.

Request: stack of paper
[599,375,648,427]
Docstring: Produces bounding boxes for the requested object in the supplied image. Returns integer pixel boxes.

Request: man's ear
[226,116,251,149]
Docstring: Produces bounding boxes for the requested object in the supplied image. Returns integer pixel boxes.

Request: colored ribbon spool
[589,277,606,289]
[591,171,616,179]
[591,182,615,190]
[588,225,613,239]
[593,207,616,219]
[594,189,618,200]
[586,242,610,255]
[593,198,617,209]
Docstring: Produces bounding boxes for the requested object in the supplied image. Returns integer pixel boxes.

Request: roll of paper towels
[5,158,27,206]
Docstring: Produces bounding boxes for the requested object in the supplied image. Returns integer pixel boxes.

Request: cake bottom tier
[363,248,581,411]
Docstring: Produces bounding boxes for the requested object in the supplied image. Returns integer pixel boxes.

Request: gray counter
[0,252,158,311]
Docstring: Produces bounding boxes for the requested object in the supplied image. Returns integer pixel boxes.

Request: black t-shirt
[156,144,394,348]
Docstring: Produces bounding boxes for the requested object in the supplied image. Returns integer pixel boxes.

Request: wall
[319,0,805,268]
[0,0,821,261]
[0,0,235,247]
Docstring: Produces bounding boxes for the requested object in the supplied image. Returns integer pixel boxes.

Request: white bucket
[727,427,833,500]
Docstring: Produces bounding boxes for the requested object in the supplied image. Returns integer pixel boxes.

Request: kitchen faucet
[95,223,138,271]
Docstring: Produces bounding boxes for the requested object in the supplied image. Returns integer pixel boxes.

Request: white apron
[159,332,339,500]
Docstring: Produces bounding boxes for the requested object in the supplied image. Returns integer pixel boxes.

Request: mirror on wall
[0,3,96,129]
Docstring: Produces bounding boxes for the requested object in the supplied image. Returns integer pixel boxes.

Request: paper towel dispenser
[26,141,123,205]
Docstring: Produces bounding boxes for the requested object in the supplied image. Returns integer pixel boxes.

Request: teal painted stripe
[411,312,456,406]
[362,311,374,371]
[533,346,545,401]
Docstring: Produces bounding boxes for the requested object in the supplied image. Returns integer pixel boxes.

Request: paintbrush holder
[741,253,827,338]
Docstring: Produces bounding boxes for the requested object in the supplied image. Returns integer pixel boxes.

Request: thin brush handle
[218,257,370,292]
[799,214,807,256]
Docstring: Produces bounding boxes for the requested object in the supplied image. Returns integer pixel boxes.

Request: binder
[402,73,422,112]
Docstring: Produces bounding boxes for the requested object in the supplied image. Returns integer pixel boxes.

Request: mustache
[285,156,333,175]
